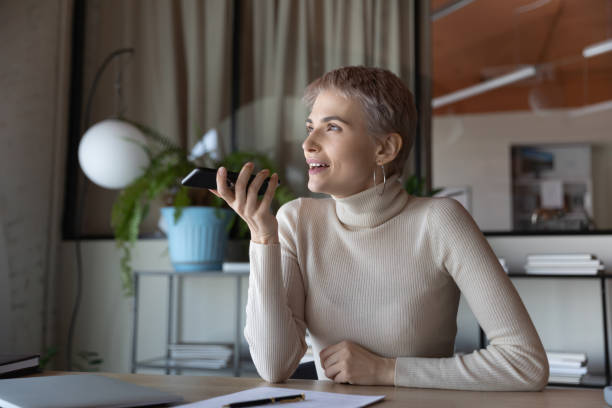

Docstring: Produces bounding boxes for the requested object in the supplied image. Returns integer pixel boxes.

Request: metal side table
[130,269,250,376]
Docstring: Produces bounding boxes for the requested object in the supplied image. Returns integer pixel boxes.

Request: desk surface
[44,372,605,408]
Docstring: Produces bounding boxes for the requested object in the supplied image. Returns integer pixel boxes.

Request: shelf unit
[478,272,610,388]
[130,269,252,376]
[131,269,609,387]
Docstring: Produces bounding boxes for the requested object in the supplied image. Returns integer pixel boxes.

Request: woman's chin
[307,180,322,193]
[307,179,329,194]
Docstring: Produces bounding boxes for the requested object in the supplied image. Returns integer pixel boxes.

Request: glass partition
[431,0,612,232]
[66,0,418,237]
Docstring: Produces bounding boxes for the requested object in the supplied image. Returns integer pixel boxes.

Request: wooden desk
[58,372,604,407]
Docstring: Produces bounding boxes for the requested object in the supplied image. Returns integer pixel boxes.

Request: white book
[170,347,232,353]
[527,254,594,261]
[166,359,228,369]
[169,344,232,352]
[169,344,233,360]
[526,263,603,270]
[526,267,600,275]
[526,261,603,268]
[527,264,603,269]
[549,366,588,376]
[171,346,233,351]
[547,352,587,362]
[170,352,232,360]
[526,260,602,268]
[548,375,582,384]
[547,360,585,368]
[549,372,585,378]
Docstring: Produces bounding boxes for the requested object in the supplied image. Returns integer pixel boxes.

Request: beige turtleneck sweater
[244,175,549,391]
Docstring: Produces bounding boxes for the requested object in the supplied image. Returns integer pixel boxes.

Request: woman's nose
[302,131,320,152]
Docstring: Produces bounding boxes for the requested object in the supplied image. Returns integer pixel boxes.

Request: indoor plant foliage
[403,175,443,197]
[111,121,294,295]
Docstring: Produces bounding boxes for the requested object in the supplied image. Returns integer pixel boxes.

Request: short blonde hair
[303,66,417,176]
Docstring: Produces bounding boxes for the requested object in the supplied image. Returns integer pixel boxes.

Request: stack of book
[168,344,233,369]
[547,351,588,384]
[524,253,604,275]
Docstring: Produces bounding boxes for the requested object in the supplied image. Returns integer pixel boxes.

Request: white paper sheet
[540,179,563,209]
[176,386,385,408]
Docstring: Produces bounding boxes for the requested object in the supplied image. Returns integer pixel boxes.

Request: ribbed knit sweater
[244,175,549,390]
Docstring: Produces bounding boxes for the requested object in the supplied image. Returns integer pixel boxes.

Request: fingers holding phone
[213,163,280,245]
[246,168,269,213]
[233,162,255,205]
[213,167,234,200]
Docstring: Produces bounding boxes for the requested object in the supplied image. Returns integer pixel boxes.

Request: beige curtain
[82,0,234,234]
[236,0,415,194]
[82,0,415,234]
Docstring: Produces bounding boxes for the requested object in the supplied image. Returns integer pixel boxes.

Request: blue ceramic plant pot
[161,206,234,272]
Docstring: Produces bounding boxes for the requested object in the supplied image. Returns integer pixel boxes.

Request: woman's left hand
[319,340,396,386]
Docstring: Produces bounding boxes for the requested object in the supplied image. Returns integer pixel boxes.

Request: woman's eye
[327,123,341,131]
[306,127,313,135]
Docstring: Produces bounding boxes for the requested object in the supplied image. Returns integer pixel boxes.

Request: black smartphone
[181,167,279,196]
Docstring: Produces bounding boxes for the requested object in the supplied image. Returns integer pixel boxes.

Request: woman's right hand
[208,162,280,244]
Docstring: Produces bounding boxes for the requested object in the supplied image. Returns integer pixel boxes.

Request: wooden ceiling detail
[432,0,612,114]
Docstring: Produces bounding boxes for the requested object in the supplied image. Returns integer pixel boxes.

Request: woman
[211,66,549,390]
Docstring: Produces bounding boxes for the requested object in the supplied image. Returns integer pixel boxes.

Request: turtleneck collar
[332,174,409,229]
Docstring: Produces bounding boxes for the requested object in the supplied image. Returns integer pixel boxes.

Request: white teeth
[309,163,329,168]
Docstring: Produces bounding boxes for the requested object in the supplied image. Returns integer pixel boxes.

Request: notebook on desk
[0,374,183,408]
[0,354,40,378]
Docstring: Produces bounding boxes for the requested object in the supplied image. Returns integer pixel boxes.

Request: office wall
[0,0,71,355]
[432,109,612,231]
[60,235,612,377]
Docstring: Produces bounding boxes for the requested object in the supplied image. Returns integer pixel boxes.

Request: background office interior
[2,0,612,383]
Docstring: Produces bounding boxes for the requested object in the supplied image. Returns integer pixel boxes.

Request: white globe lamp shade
[78,119,150,189]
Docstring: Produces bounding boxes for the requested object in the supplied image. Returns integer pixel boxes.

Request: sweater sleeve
[243,199,308,382]
[395,198,549,391]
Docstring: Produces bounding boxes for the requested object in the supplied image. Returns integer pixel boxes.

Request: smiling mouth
[308,163,330,175]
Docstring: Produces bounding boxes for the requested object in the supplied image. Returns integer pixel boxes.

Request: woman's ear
[375,133,403,165]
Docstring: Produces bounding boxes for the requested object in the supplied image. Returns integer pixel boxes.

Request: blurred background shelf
[547,374,607,389]
[504,272,610,387]
[134,356,257,376]
[131,269,250,377]
[508,272,609,279]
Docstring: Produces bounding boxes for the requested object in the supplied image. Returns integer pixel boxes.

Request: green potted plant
[403,175,443,197]
[111,121,294,295]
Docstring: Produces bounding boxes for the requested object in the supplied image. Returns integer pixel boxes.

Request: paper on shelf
[548,375,582,384]
[175,386,385,408]
[527,254,594,261]
[549,366,588,376]
[546,351,587,363]
[223,262,250,273]
[540,180,563,209]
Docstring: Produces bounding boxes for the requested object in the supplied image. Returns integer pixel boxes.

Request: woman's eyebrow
[306,116,351,125]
